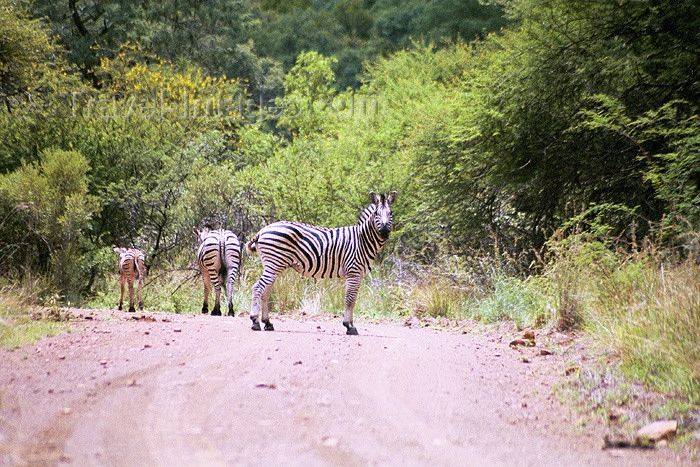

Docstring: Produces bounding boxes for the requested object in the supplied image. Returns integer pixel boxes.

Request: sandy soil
[0,308,691,466]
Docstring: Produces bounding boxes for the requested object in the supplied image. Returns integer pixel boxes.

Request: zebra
[193,227,241,316]
[113,246,146,313]
[246,191,397,335]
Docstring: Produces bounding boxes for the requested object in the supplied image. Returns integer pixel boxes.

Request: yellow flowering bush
[92,43,243,121]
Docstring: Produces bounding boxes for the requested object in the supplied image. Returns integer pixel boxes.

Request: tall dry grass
[543,232,700,404]
[0,280,69,350]
[587,254,700,402]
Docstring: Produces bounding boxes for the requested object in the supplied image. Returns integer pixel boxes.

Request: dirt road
[0,309,688,466]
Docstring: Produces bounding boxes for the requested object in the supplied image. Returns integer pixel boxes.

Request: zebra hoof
[211,310,222,316]
[228,304,234,316]
[346,326,359,335]
[251,321,261,331]
[128,306,136,313]
[264,322,274,331]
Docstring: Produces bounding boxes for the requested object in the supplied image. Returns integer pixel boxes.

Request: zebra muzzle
[378,225,391,239]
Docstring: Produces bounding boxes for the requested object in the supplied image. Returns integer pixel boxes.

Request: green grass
[88,268,204,314]
[0,283,70,350]
[472,274,554,328]
[540,235,700,453]
[586,255,700,403]
[540,234,700,405]
[559,341,699,454]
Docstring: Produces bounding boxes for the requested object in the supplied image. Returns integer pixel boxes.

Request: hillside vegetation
[1,0,698,435]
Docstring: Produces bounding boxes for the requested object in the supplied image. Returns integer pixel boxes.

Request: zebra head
[369,191,397,240]
[193,226,211,244]
[113,245,136,271]
[113,245,129,257]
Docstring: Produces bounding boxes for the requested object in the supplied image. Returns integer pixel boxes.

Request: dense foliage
[1,0,698,302]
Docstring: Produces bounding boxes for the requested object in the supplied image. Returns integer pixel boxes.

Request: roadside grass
[0,281,70,350]
[587,254,700,404]
[545,235,700,406]
[544,234,699,452]
[472,274,554,328]
[558,340,699,456]
[89,268,205,315]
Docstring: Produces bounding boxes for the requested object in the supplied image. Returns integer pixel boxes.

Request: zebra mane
[357,204,375,225]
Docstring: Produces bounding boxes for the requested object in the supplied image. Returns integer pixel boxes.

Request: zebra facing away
[113,246,146,313]
[193,227,241,316]
[246,191,397,335]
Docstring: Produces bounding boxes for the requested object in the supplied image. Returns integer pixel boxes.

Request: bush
[472,274,553,328]
[0,282,69,350]
[0,148,99,301]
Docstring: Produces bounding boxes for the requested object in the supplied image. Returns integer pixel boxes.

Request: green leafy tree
[0,1,57,111]
[577,96,700,249]
[0,148,99,299]
[371,0,505,51]
[414,0,699,254]
[335,0,374,39]
[253,0,505,90]
[32,0,264,86]
[278,51,338,137]
[252,5,346,81]
[0,1,90,172]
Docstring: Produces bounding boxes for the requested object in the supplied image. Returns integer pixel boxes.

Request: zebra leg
[250,277,263,330]
[118,276,125,311]
[201,272,210,314]
[127,280,136,313]
[343,275,362,335]
[261,287,274,331]
[226,272,235,316]
[212,282,222,316]
[251,270,279,331]
[137,276,144,311]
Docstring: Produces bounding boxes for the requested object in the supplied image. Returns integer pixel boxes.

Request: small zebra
[193,227,241,316]
[113,246,146,313]
[246,191,397,335]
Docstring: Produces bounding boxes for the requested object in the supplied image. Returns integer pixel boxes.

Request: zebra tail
[218,237,228,279]
[135,253,146,279]
[246,235,259,254]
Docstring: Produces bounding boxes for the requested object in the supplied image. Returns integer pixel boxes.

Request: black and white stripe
[246,191,397,334]
[113,246,146,312]
[194,227,241,316]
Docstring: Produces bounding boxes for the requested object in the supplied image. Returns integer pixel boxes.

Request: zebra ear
[113,246,125,254]
[387,191,397,204]
[193,227,204,242]
[369,191,379,204]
